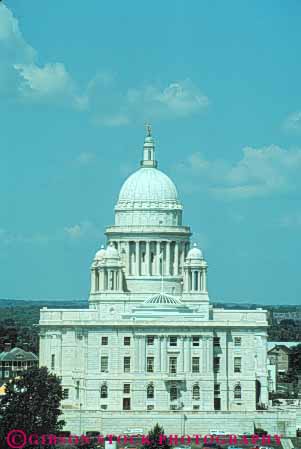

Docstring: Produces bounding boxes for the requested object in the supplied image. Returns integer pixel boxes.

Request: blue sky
[1,0,301,304]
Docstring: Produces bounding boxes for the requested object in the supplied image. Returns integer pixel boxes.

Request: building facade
[39,128,270,434]
[0,347,38,381]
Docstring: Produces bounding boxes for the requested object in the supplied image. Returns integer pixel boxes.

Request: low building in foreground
[39,128,297,436]
[0,347,38,381]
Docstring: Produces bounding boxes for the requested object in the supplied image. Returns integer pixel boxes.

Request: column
[202,337,207,373]
[198,271,202,292]
[156,241,161,275]
[127,242,131,276]
[119,270,123,291]
[141,336,146,372]
[158,337,162,372]
[203,268,207,292]
[165,241,170,276]
[135,241,140,276]
[159,336,164,372]
[163,336,168,372]
[174,242,179,276]
[134,336,140,371]
[184,336,190,372]
[146,240,150,276]
[181,242,185,273]
[180,336,185,372]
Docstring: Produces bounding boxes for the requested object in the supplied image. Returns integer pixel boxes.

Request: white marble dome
[94,245,106,260]
[117,167,180,207]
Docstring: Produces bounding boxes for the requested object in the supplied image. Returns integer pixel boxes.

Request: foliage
[0,366,65,448]
[142,423,171,449]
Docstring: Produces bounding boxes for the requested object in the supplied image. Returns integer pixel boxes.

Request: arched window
[234,384,241,399]
[170,385,178,401]
[192,384,200,400]
[147,384,154,399]
[100,384,108,399]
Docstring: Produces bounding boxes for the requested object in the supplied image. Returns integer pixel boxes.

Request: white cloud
[177,145,301,199]
[91,78,209,126]
[76,152,96,165]
[0,4,85,107]
[284,111,301,132]
[64,221,99,240]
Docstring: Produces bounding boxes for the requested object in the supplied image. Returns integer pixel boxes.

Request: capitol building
[39,128,294,435]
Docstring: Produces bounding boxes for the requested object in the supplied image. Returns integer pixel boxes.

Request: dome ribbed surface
[117,168,180,205]
[144,292,182,305]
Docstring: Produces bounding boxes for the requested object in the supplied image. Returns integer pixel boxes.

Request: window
[63,388,69,399]
[234,337,241,347]
[192,357,200,373]
[147,404,154,410]
[192,336,200,347]
[142,252,145,262]
[76,381,80,400]
[147,357,154,373]
[100,384,108,399]
[100,356,108,372]
[4,371,9,378]
[214,383,220,396]
[147,336,154,345]
[214,398,221,410]
[213,357,220,372]
[169,357,177,374]
[101,336,108,345]
[101,404,107,410]
[147,384,154,399]
[51,354,55,370]
[234,384,242,399]
[213,337,220,347]
[170,385,178,401]
[192,384,200,400]
[234,357,241,373]
[193,405,200,410]
[123,397,131,410]
[124,356,131,373]
[123,384,130,394]
[169,336,177,347]
[124,336,131,346]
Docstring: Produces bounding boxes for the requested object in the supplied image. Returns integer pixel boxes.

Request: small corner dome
[94,245,106,260]
[187,243,203,260]
[105,243,120,259]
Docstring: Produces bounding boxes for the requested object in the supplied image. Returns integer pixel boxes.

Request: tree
[142,423,171,449]
[0,366,65,447]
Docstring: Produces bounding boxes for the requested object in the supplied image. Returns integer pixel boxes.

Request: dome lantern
[140,123,157,168]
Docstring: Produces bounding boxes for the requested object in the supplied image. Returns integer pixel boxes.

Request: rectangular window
[76,381,80,400]
[192,336,200,347]
[169,357,177,374]
[124,336,131,346]
[192,357,200,373]
[124,356,131,373]
[213,357,220,372]
[123,384,130,394]
[123,397,131,410]
[169,336,177,347]
[214,397,221,410]
[101,404,108,410]
[234,357,241,373]
[4,371,9,378]
[193,405,200,410]
[147,404,154,411]
[100,356,108,372]
[63,388,69,399]
[213,337,220,347]
[147,357,154,373]
[147,336,154,345]
[234,337,241,346]
[214,383,220,396]
[51,354,55,370]
[101,336,108,345]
